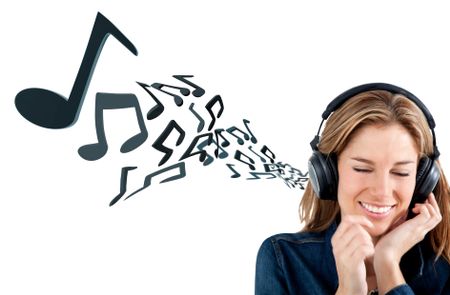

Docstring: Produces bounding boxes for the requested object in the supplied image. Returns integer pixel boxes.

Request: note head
[15,88,75,129]
[180,88,190,96]
[147,105,164,120]
[192,89,205,97]
[174,96,183,107]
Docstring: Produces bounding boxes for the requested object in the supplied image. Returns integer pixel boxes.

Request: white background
[2,1,450,294]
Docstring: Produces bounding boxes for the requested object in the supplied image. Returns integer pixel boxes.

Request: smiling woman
[255,84,450,295]
[337,124,419,241]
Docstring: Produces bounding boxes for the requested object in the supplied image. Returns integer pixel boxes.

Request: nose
[369,171,393,199]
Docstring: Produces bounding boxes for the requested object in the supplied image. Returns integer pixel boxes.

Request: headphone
[307,83,441,204]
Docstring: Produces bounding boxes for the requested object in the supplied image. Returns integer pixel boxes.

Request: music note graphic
[226,126,249,145]
[78,93,148,161]
[226,163,241,178]
[261,145,276,163]
[152,120,186,166]
[234,150,256,171]
[122,162,187,203]
[137,82,164,120]
[205,95,224,131]
[247,172,277,180]
[172,75,205,97]
[242,119,257,144]
[248,145,266,163]
[150,83,190,107]
[179,133,213,163]
[15,12,138,129]
[213,128,230,158]
[110,166,137,206]
[189,103,205,132]
[196,136,229,166]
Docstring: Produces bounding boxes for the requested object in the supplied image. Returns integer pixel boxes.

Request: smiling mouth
[359,201,395,214]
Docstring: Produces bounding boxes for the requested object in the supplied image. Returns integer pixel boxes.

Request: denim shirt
[255,222,450,294]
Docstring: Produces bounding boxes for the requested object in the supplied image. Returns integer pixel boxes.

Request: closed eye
[353,167,372,173]
[392,172,410,177]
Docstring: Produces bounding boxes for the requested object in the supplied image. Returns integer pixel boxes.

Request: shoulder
[259,223,336,252]
[257,230,330,264]
[255,228,339,293]
[261,231,327,248]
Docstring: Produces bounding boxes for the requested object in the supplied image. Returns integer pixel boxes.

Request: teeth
[360,202,393,214]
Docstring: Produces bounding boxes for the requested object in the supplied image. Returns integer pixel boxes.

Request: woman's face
[337,123,419,240]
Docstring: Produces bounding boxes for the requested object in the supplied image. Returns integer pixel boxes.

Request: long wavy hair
[299,90,450,262]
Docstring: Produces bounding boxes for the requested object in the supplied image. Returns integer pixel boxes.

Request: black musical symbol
[293,176,309,190]
[15,12,138,129]
[152,120,185,166]
[242,119,257,144]
[196,136,228,166]
[110,166,137,206]
[261,145,276,163]
[248,146,266,163]
[226,126,250,145]
[226,164,241,178]
[276,162,309,189]
[263,163,283,174]
[247,172,277,180]
[205,95,224,131]
[78,93,148,161]
[124,162,187,201]
[196,138,215,166]
[137,82,164,120]
[213,128,231,158]
[286,165,308,178]
[172,75,205,97]
[151,83,190,107]
[214,128,231,148]
[234,150,256,170]
[189,103,205,132]
[179,133,213,163]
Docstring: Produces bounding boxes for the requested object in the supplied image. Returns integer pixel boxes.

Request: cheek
[337,168,366,199]
[397,179,416,205]
[337,171,365,211]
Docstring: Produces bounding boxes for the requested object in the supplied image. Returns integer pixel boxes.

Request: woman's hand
[332,215,375,295]
[374,193,442,294]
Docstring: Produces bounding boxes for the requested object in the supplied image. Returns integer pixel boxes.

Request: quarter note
[137,81,164,120]
[242,119,257,144]
[15,12,138,129]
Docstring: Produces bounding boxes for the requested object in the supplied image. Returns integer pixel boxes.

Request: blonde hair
[299,90,450,262]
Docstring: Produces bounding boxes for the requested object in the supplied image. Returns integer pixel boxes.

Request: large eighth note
[15,12,138,129]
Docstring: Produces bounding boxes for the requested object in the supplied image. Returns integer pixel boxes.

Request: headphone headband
[311,82,439,158]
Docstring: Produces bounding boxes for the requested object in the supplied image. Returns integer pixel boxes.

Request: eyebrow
[350,157,415,165]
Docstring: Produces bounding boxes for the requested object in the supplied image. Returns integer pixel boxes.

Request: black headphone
[308,83,441,204]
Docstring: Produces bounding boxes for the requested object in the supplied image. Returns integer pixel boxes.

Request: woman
[255,83,450,295]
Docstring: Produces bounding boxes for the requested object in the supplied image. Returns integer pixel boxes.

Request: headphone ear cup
[308,152,338,200]
[413,157,441,204]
